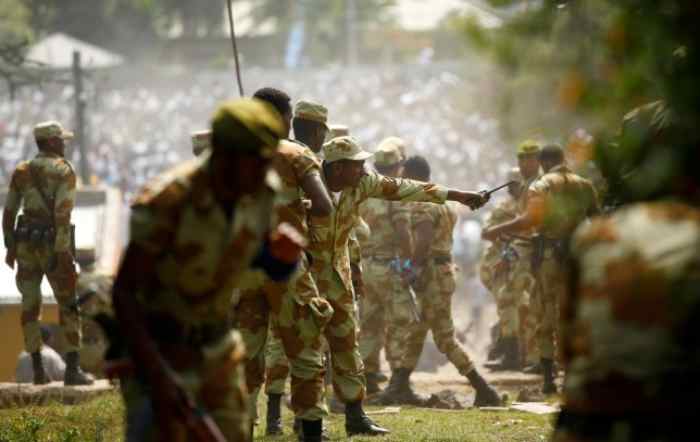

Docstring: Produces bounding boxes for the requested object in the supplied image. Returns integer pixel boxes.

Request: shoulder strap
[28,161,55,218]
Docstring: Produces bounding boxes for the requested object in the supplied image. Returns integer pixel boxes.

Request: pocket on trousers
[437,263,457,294]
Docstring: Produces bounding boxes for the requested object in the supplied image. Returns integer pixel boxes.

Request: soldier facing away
[2,121,94,386]
[111,98,304,442]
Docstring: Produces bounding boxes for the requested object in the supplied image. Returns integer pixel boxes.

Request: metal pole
[226,0,245,97]
[72,50,89,185]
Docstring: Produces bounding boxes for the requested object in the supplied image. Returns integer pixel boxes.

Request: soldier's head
[539,144,565,172]
[506,167,522,198]
[402,155,431,182]
[210,98,285,200]
[191,130,211,157]
[516,139,541,180]
[322,136,373,191]
[326,124,349,142]
[253,87,292,138]
[293,100,328,153]
[34,121,73,156]
[374,137,406,178]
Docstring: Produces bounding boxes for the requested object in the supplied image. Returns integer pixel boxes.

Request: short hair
[293,117,323,142]
[403,155,431,181]
[539,144,565,164]
[253,87,292,117]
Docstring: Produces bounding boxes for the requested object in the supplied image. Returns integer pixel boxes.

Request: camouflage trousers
[15,241,81,353]
[497,246,539,364]
[236,257,333,421]
[358,258,407,373]
[395,262,475,376]
[263,324,290,396]
[532,251,565,361]
[121,331,250,442]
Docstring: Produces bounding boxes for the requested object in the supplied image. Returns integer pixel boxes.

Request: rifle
[389,258,422,323]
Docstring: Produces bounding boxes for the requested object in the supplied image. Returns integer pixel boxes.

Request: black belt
[556,410,695,440]
[147,313,230,347]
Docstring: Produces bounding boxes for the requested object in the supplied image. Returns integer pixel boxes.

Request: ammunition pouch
[15,215,55,246]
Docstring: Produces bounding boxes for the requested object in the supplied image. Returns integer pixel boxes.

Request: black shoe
[467,369,503,407]
[63,352,94,386]
[541,358,558,395]
[375,368,426,405]
[345,401,390,437]
[266,393,283,435]
[31,351,49,385]
[484,337,521,372]
[298,419,324,442]
[369,371,388,383]
[487,332,506,361]
[365,372,385,395]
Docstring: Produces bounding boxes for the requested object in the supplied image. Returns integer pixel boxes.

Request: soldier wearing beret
[3,120,94,386]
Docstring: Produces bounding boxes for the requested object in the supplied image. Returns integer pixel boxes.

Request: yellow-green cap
[323,136,373,163]
[517,139,541,156]
[191,130,211,156]
[294,100,329,128]
[34,121,74,141]
[210,98,285,157]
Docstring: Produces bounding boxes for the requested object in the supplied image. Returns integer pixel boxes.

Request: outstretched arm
[301,171,333,217]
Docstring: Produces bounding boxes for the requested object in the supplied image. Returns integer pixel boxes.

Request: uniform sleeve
[2,166,24,249]
[525,179,548,229]
[128,204,172,256]
[349,230,362,265]
[358,173,448,205]
[53,163,77,252]
[293,148,321,182]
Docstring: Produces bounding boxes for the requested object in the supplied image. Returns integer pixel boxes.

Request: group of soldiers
[3,85,698,442]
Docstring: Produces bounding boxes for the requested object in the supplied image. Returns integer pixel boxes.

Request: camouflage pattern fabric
[526,165,600,361]
[2,152,81,353]
[76,268,114,373]
[552,202,700,442]
[237,140,333,421]
[308,172,448,403]
[120,152,282,442]
[263,323,289,395]
[357,198,412,373]
[397,203,475,375]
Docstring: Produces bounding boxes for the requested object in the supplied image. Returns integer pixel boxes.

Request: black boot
[345,400,390,437]
[365,372,384,395]
[467,369,503,407]
[31,351,49,385]
[541,358,557,394]
[266,393,283,435]
[298,419,323,442]
[485,337,522,372]
[64,351,94,386]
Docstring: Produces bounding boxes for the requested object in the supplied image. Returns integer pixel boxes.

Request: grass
[0,392,555,441]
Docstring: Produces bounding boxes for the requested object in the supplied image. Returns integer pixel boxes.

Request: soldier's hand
[269,222,307,264]
[5,248,16,269]
[457,191,489,210]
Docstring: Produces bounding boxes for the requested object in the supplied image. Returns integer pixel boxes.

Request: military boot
[345,401,390,437]
[297,419,323,442]
[466,369,503,407]
[541,358,557,395]
[266,393,283,435]
[365,371,384,395]
[484,337,522,371]
[31,352,49,385]
[63,351,94,386]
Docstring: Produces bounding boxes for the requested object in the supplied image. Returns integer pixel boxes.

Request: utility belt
[531,234,569,272]
[432,255,452,265]
[147,313,230,349]
[15,215,56,245]
[556,409,696,441]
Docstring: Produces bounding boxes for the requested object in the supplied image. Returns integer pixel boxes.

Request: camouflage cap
[210,98,285,157]
[328,124,349,138]
[517,139,541,156]
[323,136,373,163]
[191,130,211,156]
[375,137,406,166]
[33,121,74,141]
[294,100,329,128]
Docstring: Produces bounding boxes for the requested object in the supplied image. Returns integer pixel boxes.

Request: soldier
[484,140,542,372]
[236,89,335,442]
[191,130,211,157]
[310,136,491,435]
[327,124,349,140]
[381,155,503,406]
[2,120,94,386]
[483,144,600,393]
[479,167,521,359]
[553,100,700,442]
[357,138,412,394]
[111,98,303,441]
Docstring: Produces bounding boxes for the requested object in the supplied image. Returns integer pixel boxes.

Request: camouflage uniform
[397,202,477,376]
[2,122,81,356]
[118,99,287,442]
[237,140,333,421]
[526,164,599,366]
[310,136,450,404]
[553,202,700,441]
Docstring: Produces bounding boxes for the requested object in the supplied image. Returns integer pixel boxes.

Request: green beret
[517,139,541,156]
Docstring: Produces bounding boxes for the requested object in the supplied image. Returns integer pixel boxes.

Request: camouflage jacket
[272,140,320,238]
[561,201,700,415]
[309,173,447,294]
[481,198,519,269]
[2,151,76,252]
[358,198,411,259]
[527,165,600,240]
[410,201,458,259]
[128,152,280,330]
